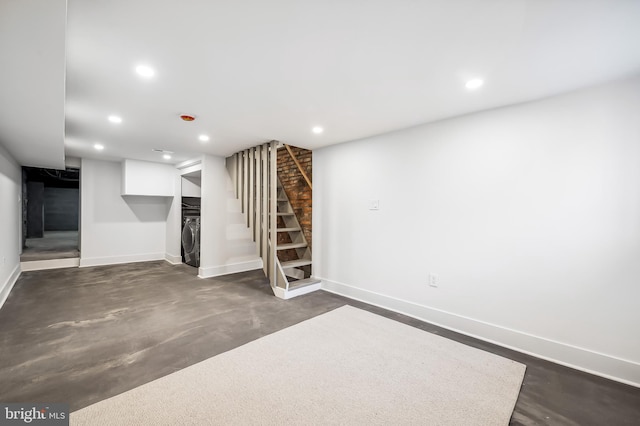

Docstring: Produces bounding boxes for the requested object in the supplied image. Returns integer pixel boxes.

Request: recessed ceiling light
[465,78,484,90]
[163,154,172,160]
[312,126,324,134]
[108,115,122,124]
[135,65,155,78]
[94,143,104,151]
[198,134,210,142]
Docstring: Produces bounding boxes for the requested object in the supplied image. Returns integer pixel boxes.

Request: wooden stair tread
[276,227,300,232]
[277,242,307,250]
[281,259,312,268]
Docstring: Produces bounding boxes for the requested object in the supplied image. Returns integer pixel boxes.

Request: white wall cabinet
[121,159,175,196]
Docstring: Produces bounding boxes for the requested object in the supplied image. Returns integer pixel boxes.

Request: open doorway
[21,167,80,262]
[181,170,201,269]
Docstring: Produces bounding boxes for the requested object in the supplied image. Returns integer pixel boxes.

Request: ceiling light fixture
[312,126,324,134]
[94,143,104,151]
[180,114,196,122]
[198,134,210,142]
[465,78,484,90]
[135,65,155,78]
[108,115,122,124]
[163,154,172,160]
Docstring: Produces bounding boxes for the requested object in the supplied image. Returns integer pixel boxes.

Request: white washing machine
[182,216,200,267]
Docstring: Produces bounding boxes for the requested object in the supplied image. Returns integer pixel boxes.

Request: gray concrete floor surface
[0,261,638,425]
[21,231,79,262]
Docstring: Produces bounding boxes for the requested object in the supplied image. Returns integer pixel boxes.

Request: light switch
[369,200,380,210]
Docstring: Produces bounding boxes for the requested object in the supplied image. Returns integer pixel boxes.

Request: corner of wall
[165,253,182,265]
[0,264,21,311]
[0,142,22,311]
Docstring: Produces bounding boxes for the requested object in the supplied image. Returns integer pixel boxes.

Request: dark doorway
[26,181,45,238]
[21,167,80,262]
[181,197,201,267]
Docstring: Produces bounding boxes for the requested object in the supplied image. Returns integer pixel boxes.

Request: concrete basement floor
[21,231,79,262]
[0,261,638,425]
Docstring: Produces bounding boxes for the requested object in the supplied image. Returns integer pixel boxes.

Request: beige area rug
[71,305,526,425]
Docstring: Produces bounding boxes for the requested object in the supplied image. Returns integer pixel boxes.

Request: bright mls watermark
[1,404,68,425]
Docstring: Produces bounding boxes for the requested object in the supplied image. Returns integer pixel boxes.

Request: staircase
[226,141,321,299]
[275,177,317,291]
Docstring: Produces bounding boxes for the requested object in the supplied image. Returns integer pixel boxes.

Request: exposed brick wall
[277,146,312,261]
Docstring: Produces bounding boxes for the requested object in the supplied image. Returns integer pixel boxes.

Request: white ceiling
[2,0,640,168]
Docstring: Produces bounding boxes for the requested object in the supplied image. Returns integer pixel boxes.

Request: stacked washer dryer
[181,197,201,267]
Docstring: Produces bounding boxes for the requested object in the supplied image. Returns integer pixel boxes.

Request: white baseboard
[320,277,640,388]
[165,253,182,265]
[198,258,263,278]
[21,258,80,271]
[79,252,165,267]
[0,264,21,311]
[273,282,322,300]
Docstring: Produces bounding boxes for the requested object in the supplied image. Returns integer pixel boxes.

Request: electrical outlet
[428,273,438,288]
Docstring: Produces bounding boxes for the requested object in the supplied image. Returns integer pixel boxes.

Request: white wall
[80,159,168,267]
[0,144,22,309]
[314,75,640,386]
[165,171,182,264]
[198,154,261,277]
[181,176,201,198]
